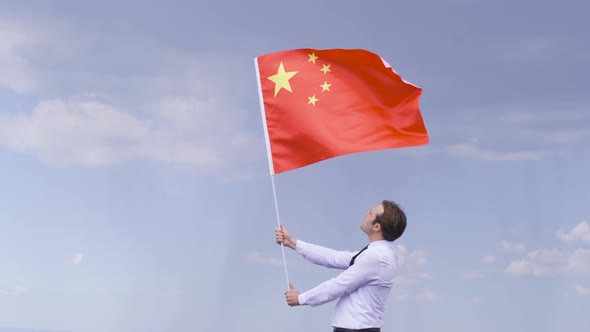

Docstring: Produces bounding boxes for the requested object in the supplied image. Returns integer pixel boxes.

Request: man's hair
[373,200,407,241]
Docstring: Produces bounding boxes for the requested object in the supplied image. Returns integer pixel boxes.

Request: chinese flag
[255,48,429,174]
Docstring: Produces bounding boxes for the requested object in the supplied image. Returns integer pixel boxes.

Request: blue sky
[0,1,589,331]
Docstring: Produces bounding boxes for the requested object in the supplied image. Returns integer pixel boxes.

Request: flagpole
[270,174,291,289]
[254,57,290,290]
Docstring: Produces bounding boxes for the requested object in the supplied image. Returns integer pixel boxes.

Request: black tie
[349,245,368,266]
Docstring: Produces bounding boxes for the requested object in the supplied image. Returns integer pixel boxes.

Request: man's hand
[284,281,300,307]
[275,223,297,249]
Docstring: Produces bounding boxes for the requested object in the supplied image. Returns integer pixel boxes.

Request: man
[275,200,406,332]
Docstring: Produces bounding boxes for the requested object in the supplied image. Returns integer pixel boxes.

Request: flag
[255,48,429,174]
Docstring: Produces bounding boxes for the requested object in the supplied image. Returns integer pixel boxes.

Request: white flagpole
[254,57,290,289]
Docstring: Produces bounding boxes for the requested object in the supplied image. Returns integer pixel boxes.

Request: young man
[275,200,407,332]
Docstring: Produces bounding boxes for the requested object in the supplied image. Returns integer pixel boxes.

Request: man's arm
[275,223,356,269]
[298,250,381,306]
[296,240,356,269]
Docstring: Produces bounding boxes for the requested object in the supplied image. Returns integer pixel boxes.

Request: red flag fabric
[255,48,429,174]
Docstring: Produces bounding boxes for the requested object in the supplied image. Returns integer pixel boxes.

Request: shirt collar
[368,240,393,248]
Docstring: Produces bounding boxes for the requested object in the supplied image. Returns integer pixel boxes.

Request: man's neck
[368,234,385,242]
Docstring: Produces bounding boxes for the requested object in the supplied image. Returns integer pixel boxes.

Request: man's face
[360,203,384,234]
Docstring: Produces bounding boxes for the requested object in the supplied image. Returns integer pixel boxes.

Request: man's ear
[373,222,382,232]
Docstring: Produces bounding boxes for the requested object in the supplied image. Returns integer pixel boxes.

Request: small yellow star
[320,64,331,74]
[307,95,319,106]
[308,52,319,64]
[267,62,298,97]
[320,81,332,92]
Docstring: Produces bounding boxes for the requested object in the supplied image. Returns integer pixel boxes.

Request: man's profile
[275,200,407,332]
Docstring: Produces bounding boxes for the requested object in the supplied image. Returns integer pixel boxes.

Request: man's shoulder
[367,242,398,263]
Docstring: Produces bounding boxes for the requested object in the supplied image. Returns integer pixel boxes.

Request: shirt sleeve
[298,249,382,306]
[295,240,356,270]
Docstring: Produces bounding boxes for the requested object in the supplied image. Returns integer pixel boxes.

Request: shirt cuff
[298,292,308,305]
[295,240,311,256]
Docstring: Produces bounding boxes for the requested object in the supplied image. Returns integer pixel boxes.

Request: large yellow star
[320,64,331,74]
[320,81,331,92]
[308,52,319,63]
[308,95,319,106]
[267,62,298,97]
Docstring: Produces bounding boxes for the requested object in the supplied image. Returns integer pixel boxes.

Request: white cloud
[0,286,29,296]
[504,220,590,277]
[483,254,496,264]
[496,110,590,140]
[395,277,419,286]
[392,288,438,302]
[0,96,260,171]
[505,260,549,277]
[0,99,147,166]
[397,245,428,270]
[567,249,590,274]
[0,21,39,93]
[501,240,526,253]
[65,252,84,265]
[14,286,28,295]
[575,285,590,296]
[414,272,433,280]
[415,290,438,302]
[445,143,547,161]
[246,251,285,267]
[392,288,409,301]
[505,248,566,277]
[522,248,566,265]
[557,221,590,244]
[0,18,262,175]
[395,245,432,286]
[471,297,484,304]
[504,248,590,277]
[436,105,590,162]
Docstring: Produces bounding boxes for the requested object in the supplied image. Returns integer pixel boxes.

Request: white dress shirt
[296,239,399,329]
